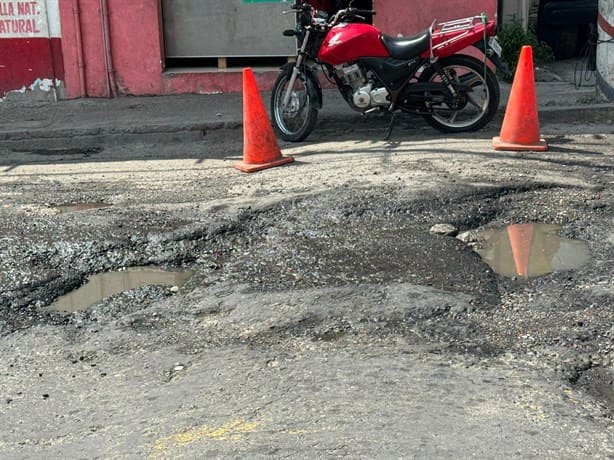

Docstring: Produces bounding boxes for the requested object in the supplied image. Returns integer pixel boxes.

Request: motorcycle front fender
[279,63,323,110]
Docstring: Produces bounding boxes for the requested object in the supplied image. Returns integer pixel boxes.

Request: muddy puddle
[473,223,591,279]
[45,267,194,313]
[53,202,110,213]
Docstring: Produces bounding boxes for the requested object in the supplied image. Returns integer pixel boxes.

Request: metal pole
[74,0,87,97]
[43,0,58,101]
[99,0,117,97]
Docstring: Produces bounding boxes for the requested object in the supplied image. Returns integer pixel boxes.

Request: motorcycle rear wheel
[271,69,318,142]
[419,54,500,133]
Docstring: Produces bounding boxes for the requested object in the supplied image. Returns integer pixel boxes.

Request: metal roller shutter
[162,0,295,58]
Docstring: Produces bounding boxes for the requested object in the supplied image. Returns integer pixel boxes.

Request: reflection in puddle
[46,267,194,313]
[54,202,110,213]
[475,223,590,279]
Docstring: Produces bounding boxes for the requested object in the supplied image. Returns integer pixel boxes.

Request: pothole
[221,212,500,304]
[467,223,591,279]
[12,147,103,156]
[53,202,111,213]
[44,267,194,313]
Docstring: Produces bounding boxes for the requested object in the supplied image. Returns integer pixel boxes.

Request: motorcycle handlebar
[331,8,376,26]
[289,3,375,15]
[351,9,376,16]
[290,2,312,11]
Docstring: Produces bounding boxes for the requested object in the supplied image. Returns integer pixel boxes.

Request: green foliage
[497,21,554,80]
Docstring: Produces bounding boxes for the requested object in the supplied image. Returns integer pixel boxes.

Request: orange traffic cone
[507,223,534,277]
[235,68,294,173]
[493,46,548,152]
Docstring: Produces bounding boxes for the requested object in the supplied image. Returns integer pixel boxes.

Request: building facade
[2,0,611,101]
[0,0,498,100]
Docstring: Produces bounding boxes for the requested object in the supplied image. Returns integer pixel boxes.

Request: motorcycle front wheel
[271,69,318,142]
[419,54,500,133]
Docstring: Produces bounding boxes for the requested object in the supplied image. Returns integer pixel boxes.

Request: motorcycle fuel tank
[318,23,389,66]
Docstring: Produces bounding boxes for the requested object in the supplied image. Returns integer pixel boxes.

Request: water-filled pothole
[473,223,590,279]
[45,267,194,313]
[54,202,110,213]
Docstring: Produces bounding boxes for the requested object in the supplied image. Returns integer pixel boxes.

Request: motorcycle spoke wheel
[419,55,500,133]
[429,67,487,127]
[271,71,318,142]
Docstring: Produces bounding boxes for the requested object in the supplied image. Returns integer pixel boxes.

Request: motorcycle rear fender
[280,63,323,110]
[473,40,512,80]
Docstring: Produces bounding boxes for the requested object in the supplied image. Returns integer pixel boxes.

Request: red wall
[0,38,64,96]
[373,0,496,36]
[59,0,497,98]
[60,0,162,98]
[60,0,280,97]
[108,1,162,94]
[0,0,64,98]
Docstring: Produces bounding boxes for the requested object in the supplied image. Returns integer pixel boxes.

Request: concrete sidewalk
[0,60,612,149]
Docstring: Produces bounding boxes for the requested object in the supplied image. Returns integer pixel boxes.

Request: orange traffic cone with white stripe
[493,46,548,152]
[235,68,294,173]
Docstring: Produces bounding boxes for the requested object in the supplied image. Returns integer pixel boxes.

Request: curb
[0,121,242,150]
[536,104,614,124]
[0,103,612,150]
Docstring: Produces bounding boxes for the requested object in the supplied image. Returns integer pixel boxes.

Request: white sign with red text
[0,0,60,38]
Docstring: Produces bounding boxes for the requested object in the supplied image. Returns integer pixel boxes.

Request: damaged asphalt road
[0,123,613,458]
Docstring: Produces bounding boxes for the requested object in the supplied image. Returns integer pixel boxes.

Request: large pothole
[0,182,604,335]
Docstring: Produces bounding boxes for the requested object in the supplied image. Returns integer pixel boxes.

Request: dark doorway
[536,0,598,60]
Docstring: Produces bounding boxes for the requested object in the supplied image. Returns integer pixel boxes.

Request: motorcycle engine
[337,64,390,110]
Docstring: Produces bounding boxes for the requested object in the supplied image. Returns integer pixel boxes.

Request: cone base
[492,136,548,152]
[234,155,294,173]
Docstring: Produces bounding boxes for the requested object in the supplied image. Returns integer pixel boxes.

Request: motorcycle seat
[381,30,430,60]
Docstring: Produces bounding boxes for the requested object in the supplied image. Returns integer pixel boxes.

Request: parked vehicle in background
[536,0,598,59]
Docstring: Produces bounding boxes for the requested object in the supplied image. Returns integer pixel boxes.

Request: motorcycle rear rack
[435,16,487,34]
[428,15,488,59]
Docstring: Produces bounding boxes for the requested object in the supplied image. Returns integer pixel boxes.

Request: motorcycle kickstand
[385,112,396,141]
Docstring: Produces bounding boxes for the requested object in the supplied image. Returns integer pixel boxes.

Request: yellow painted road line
[152,418,263,457]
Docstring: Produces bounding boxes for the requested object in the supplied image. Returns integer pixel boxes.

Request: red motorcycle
[271,1,506,141]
